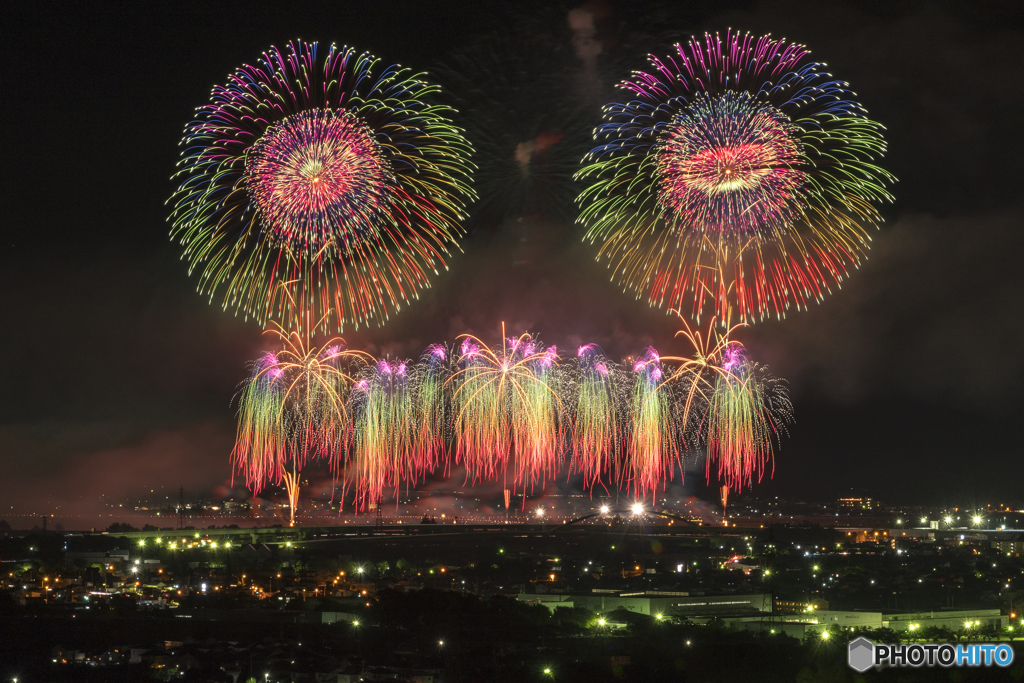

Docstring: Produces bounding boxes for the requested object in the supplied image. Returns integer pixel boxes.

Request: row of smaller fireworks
[233,320,793,514]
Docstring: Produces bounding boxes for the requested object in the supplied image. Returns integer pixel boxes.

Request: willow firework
[576,31,895,323]
[568,344,626,489]
[231,325,792,513]
[448,329,564,491]
[627,347,684,500]
[170,40,474,332]
[346,348,450,510]
[232,328,369,525]
[664,317,793,493]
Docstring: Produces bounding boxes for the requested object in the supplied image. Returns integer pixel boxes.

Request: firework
[170,40,475,333]
[232,328,369,525]
[664,316,793,493]
[626,347,684,500]
[577,31,895,323]
[568,344,626,489]
[706,345,792,490]
[348,359,414,511]
[411,344,450,471]
[449,328,564,491]
[346,346,450,510]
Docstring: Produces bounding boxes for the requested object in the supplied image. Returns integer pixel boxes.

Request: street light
[631,503,643,515]
[600,505,610,514]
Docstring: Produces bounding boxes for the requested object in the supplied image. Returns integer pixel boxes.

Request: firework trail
[169,40,475,333]
[576,31,895,323]
[232,327,370,525]
[448,328,565,493]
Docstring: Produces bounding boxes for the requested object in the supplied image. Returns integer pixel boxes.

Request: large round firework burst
[576,31,895,323]
[170,41,475,332]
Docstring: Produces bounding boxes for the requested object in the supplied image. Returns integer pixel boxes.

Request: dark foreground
[2,591,1022,683]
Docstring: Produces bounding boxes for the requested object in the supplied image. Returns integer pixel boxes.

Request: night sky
[3,0,1023,522]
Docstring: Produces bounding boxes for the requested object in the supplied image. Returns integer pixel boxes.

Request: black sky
[2,0,1023,519]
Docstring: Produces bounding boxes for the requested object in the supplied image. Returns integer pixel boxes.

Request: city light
[536,508,546,518]
[655,613,663,621]
[600,505,610,514]
[821,631,830,640]
[631,503,643,515]
[972,515,982,526]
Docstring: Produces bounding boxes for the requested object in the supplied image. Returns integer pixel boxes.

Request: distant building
[992,536,1024,556]
[720,608,1008,641]
[838,497,875,511]
[518,591,770,618]
[885,609,1007,632]
[775,599,829,613]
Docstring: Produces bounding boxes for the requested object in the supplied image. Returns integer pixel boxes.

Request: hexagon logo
[848,636,875,672]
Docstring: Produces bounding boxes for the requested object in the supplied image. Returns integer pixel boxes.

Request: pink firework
[656,92,804,237]
[247,109,394,249]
